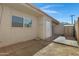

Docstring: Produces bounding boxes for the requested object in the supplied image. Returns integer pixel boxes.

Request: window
[12,16,23,27]
[24,18,32,27]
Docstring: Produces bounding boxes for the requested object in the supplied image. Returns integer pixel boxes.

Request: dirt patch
[0,39,51,56]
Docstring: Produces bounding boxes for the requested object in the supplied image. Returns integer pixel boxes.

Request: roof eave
[26,3,59,24]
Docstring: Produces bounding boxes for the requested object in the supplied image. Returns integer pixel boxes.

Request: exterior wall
[0,5,40,47]
[75,19,79,42]
[64,25,74,36]
[54,23,64,35]
[0,4,59,47]
[36,15,55,40]
[37,15,60,40]
[36,16,44,39]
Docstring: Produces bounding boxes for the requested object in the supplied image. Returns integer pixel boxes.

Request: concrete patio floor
[34,42,79,56]
[53,36,79,47]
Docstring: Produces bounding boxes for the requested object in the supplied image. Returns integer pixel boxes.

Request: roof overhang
[26,3,60,24]
[0,3,59,24]
[1,3,43,17]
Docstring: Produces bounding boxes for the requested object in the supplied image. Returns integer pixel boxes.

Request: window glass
[12,16,23,27]
[24,18,32,27]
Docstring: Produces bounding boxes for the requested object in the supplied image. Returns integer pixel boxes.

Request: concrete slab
[53,36,79,47]
[34,42,79,56]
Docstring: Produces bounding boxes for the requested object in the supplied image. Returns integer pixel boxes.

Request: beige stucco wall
[37,15,60,39]
[36,15,54,40]
[36,16,44,39]
[0,5,41,47]
[0,4,59,47]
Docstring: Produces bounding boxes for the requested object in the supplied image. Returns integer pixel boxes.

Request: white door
[46,21,52,38]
